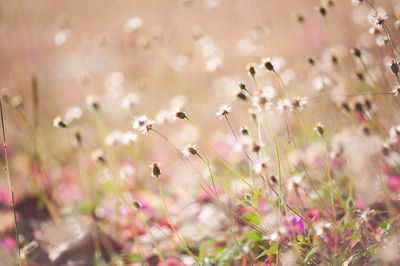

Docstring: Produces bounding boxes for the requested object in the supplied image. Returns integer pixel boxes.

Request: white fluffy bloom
[216,104,232,118]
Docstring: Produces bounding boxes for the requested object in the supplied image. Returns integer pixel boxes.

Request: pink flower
[285,215,305,236]
[387,176,400,192]
[2,236,15,252]
[157,258,183,266]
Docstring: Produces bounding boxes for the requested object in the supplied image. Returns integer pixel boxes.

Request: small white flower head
[376,35,389,47]
[351,0,363,6]
[368,8,388,28]
[389,125,400,139]
[253,157,269,175]
[53,116,67,128]
[156,110,173,124]
[86,95,100,111]
[216,104,232,118]
[255,86,276,106]
[182,144,198,157]
[392,85,400,96]
[292,97,307,110]
[122,93,139,110]
[276,98,293,113]
[313,122,325,136]
[91,149,106,164]
[246,62,256,77]
[124,17,143,33]
[287,173,305,190]
[64,106,82,124]
[312,76,332,91]
[122,131,138,145]
[105,130,124,146]
[133,115,154,134]
[239,125,249,136]
[150,162,161,178]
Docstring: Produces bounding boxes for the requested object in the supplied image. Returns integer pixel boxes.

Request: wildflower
[216,104,232,118]
[368,8,388,28]
[238,81,246,90]
[251,139,264,153]
[313,122,325,136]
[270,174,277,184]
[150,162,161,178]
[86,95,100,111]
[71,128,82,145]
[122,93,139,110]
[10,95,23,109]
[122,131,138,145]
[316,6,327,17]
[124,17,143,33]
[133,201,142,209]
[234,89,247,101]
[389,60,399,75]
[392,85,400,96]
[369,25,381,35]
[292,97,307,110]
[287,173,304,190]
[133,115,154,134]
[351,0,363,6]
[261,57,274,71]
[253,158,269,174]
[105,130,123,146]
[175,109,187,119]
[350,47,361,58]
[64,106,82,124]
[53,116,67,128]
[307,56,315,66]
[91,149,106,164]
[182,144,198,157]
[239,125,249,136]
[276,98,293,113]
[376,35,389,47]
[246,63,256,76]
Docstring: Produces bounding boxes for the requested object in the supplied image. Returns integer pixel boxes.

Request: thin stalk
[155,176,201,265]
[0,99,21,265]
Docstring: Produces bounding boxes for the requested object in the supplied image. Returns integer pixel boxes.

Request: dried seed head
[239,125,249,136]
[91,149,106,164]
[53,116,67,128]
[362,124,371,136]
[316,6,327,17]
[251,139,263,153]
[150,162,161,178]
[356,72,364,81]
[246,63,256,77]
[313,122,325,136]
[261,57,274,71]
[238,81,246,90]
[307,56,315,66]
[292,97,307,110]
[390,60,399,75]
[175,110,187,119]
[354,101,364,113]
[342,102,351,112]
[133,201,142,209]
[351,48,361,58]
[11,95,23,109]
[295,13,305,24]
[72,128,82,145]
[270,174,277,184]
[234,89,247,101]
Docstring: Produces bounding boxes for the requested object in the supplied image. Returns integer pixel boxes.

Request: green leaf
[256,247,278,259]
[242,213,260,225]
[253,186,261,205]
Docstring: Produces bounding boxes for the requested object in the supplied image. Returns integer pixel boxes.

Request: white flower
[216,104,232,118]
[351,0,363,6]
[64,106,82,124]
[253,158,269,175]
[182,144,198,157]
[53,116,67,128]
[122,93,139,110]
[86,95,100,111]
[124,17,143,33]
[368,8,388,28]
[392,85,400,96]
[132,115,154,134]
[292,97,307,110]
[122,131,138,145]
[105,130,124,146]
[276,98,293,113]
